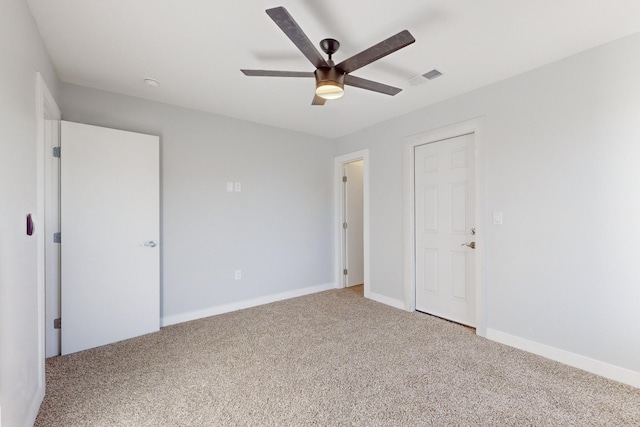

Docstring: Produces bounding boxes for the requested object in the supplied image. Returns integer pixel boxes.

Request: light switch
[493,211,503,225]
[234,182,242,192]
[226,182,234,192]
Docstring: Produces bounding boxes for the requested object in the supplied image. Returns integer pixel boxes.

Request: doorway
[343,160,364,288]
[334,150,370,296]
[403,118,487,336]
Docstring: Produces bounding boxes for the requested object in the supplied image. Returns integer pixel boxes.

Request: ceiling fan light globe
[316,81,344,100]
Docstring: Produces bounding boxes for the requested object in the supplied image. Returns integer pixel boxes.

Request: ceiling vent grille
[422,69,443,80]
[408,69,443,86]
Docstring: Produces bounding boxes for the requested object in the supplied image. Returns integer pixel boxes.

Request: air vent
[408,69,444,86]
[422,69,443,80]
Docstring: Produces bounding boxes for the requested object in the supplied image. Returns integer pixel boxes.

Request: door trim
[403,118,487,337]
[36,73,61,388]
[334,150,370,296]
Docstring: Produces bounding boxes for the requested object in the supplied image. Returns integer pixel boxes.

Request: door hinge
[343,222,347,229]
[53,147,61,158]
[343,269,348,275]
[342,176,347,183]
[54,318,61,329]
[53,232,61,243]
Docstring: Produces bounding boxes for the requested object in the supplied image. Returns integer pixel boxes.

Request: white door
[414,133,475,326]
[61,121,160,355]
[344,160,364,287]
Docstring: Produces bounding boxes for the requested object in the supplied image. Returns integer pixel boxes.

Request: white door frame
[334,150,370,296]
[36,73,61,386]
[403,118,487,337]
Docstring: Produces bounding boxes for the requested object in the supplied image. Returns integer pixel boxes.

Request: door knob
[461,242,476,249]
[144,240,158,247]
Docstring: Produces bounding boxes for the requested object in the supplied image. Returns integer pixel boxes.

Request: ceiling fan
[241,6,416,105]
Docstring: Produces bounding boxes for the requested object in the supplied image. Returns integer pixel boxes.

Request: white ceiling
[27,0,640,139]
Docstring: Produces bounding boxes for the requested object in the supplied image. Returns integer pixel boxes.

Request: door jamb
[36,73,61,386]
[334,150,370,296]
[403,118,487,337]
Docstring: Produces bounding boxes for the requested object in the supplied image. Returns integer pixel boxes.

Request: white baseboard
[161,282,335,327]
[486,328,640,389]
[366,291,406,310]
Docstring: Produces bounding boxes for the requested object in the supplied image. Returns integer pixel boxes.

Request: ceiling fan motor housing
[315,66,345,99]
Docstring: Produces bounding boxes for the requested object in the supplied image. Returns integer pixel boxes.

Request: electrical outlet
[234,270,242,280]
[234,182,242,192]
[226,182,234,192]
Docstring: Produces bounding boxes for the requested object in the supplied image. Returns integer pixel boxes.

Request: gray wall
[4,4,638,424]
[334,32,640,374]
[0,1,60,426]
[59,84,335,322]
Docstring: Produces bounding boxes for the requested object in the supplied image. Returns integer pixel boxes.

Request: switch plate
[493,211,503,225]
[226,182,234,192]
[234,270,242,280]
[234,182,242,192]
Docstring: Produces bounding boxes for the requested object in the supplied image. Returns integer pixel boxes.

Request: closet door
[61,121,159,355]
[414,133,476,327]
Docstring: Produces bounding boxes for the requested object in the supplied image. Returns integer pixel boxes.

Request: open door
[60,121,160,355]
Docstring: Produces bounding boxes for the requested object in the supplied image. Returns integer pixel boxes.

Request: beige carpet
[36,287,640,426]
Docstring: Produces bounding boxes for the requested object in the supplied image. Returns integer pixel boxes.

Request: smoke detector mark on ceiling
[409,69,443,86]
[144,78,160,87]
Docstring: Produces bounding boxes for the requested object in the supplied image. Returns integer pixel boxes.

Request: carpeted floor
[36,287,640,426]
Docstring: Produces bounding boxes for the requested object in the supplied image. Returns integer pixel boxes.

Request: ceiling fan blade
[241,70,315,78]
[312,94,326,105]
[344,75,402,96]
[266,7,329,69]
[336,30,415,74]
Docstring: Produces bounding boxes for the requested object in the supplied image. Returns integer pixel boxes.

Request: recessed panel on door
[422,186,438,232]
[451,251,468,300]
[450,183,467,233]
[422,249,438,294]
